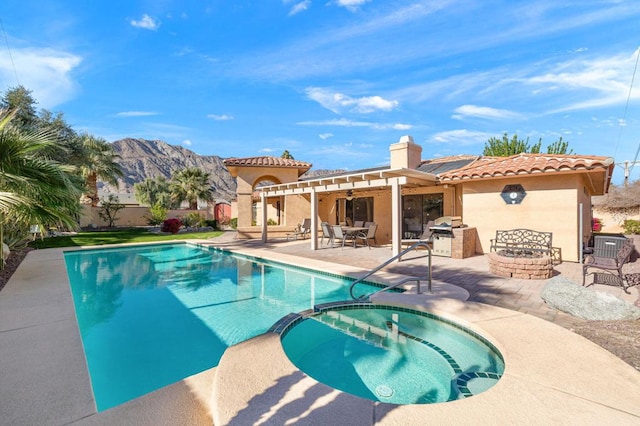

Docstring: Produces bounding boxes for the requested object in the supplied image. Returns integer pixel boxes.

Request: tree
[0,110,83,268]
[134,176,173,208]
[78,134,123,207]
[483,133,572,156]
[483,133,541,156]
[281,150,294,159]
[97,195,124,227]
[0,86,39,132]
[545,137,573,155]
[169,167,213,210]
[38,110,82,164]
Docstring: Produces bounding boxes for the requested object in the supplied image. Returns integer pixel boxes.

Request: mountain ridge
[101,138,345,203]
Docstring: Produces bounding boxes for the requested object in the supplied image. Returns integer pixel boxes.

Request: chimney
[389,135,422,169]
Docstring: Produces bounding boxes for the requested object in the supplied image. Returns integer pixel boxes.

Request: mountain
[100,138,347,203]
[102,138,237,201]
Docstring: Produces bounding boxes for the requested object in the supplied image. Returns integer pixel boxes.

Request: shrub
[592,218,603,232]
[204,219,217,228]
[146,203,168,226]
[161,218,182,234]
[267,218,277,226]
[623,219,640,235]
[229,217,238,229]
[98,195,124,227]
[182,212,205,228]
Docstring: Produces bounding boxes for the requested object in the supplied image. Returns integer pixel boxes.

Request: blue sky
[1,0,640,184]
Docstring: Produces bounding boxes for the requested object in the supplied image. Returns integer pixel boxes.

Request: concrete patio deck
[1,234,639,425]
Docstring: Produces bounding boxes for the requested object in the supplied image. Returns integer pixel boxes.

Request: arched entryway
[223,156,312,239]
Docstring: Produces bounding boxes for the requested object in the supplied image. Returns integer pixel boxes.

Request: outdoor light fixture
[346,190,353,201]
[500,184,526,204]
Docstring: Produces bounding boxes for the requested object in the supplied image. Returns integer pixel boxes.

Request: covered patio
[227,135,615,263]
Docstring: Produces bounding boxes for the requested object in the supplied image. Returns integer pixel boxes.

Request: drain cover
[375,384,394,398]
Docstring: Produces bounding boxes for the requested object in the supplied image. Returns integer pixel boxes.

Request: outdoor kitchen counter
[451,226,477,259]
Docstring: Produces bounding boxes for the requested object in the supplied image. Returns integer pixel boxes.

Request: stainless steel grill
[430,216,462,257]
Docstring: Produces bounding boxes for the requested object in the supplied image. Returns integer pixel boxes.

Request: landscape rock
[541,276,640,320]
[1,242,9,263]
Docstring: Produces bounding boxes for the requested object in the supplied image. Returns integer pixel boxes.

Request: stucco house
[224,136,614,262]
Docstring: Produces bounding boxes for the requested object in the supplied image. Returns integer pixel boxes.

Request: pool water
[281,305,504,404]
[64,243,383,411]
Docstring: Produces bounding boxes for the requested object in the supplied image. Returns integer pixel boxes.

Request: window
[402,193,443,238]
[336,197,374,224]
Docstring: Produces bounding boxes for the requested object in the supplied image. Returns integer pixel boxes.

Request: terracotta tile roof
[223,156,312,169]
[438,153,614,181]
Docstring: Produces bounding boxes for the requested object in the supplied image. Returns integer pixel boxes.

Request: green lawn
[28,228,224,249]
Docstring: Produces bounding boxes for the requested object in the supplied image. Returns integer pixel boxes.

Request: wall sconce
[500,184,526,204]
[346,190,353,201]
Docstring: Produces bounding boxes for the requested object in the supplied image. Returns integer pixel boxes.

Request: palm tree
[133,176,173,208]
[170,167,213,210]
[0,110,83,268]
[78,134,123,207]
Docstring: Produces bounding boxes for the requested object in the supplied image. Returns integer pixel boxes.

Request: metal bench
[490,228,553,256]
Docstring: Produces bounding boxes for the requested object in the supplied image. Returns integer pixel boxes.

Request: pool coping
[1,241,639,425]
[213,295,640,425]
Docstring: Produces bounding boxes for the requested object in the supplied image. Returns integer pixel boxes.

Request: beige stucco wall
[79,205,213,228]
[459,174,591,262]
[234,168,300,229]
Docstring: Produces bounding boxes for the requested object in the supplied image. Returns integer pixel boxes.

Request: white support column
[391,179,402,258]
[310,189,318,250]
[261,192,268,243]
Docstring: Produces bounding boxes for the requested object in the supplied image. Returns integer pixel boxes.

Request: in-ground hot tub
[279,304,504,404]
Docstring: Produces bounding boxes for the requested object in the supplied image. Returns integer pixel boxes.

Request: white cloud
[288,1,311,16]
[452,105,524,121]
[319,133,334,139]
[298,118,411,130]
[116,111,159,117]
[428,129,495,146]
[391,123,412,130]
[298,118,373,127]
[182,139,192,146]
[519,48,640,113]
[0,47,81,109]
[305,87,399,114]
[207,114,234,121]
[259,148,277,153]
[335,0,371,12]
[130,14,160,30]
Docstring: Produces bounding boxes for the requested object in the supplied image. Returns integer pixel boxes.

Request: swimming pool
[280,304,504,404]
[63,242,384,411]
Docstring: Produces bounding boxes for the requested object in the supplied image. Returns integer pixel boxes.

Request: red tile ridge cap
[223,156,312,168]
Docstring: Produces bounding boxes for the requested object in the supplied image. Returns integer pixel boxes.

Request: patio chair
[354,220,364,227]
[345,217,354,227]
[355,223,378,249]
[331,225,356,248]
[364,221,374,228]
[287,218,312,241]
[29,225,43,241]
[583,237,634,293]
[401,221,435,249]
[320,222,334,246]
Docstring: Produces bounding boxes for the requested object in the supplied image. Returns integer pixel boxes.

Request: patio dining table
[341,226,368,235]
[341,226,369,248]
